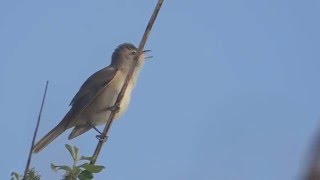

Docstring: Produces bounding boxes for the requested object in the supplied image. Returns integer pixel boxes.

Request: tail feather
[68,125,92,140]
[32,121,68,153]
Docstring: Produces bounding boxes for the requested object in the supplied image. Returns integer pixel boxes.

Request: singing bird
[33,43,148,153]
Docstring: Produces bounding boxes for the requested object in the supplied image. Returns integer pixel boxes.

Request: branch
[90,0,164,164]
[23,81,49,179]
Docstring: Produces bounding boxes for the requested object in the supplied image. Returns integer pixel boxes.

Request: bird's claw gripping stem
[107,105,120,113]
[92,126,107,142]
[96,134,108,142]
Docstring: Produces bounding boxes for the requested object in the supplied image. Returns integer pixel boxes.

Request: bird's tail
[32,120,68,153]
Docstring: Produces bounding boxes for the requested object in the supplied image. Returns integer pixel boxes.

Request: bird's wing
[32,66,118,153]
[69,66,118,116]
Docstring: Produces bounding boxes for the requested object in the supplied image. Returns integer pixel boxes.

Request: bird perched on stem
[33,43,149,153]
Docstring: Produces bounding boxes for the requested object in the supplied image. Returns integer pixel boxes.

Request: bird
[33,43,148,153]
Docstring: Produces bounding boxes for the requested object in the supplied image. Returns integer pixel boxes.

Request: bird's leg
[91,125,108,142]
[94,105,120,142]
[96,134,108,142]
[92,126,102,135]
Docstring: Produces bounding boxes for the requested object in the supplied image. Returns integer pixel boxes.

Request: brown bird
[33,43,148,153]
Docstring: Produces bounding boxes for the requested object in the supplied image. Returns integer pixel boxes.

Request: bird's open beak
[142,50,153,59]
[143,49,151,53]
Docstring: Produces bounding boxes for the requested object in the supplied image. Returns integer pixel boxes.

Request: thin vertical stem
[23,81,49,179]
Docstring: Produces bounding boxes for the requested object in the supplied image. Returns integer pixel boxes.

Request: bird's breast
[84,71,135,125]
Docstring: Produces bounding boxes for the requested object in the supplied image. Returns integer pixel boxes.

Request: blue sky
[1,0,320,179]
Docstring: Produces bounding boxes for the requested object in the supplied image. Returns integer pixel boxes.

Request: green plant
[11,168,41,180]
[51,144,105,180]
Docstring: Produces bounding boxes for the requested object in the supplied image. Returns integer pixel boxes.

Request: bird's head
[111,43,151,70]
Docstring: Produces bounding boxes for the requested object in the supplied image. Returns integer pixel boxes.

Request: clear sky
[1,0,320,179]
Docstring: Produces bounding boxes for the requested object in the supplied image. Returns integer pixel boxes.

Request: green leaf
[78,170,93,180]
[74,146,79,161]
[26,168,41,180]
[51,163,58,172]
[64,173,78,180]
[58,166,72,172]
[74,166,82,176]
[80,156,93,162]
[11,172,20,180]
[80,163,105,173]
[65,144,77,161]
[51,163,72,173]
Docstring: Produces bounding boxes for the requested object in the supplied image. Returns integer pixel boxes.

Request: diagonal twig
[23,81,49,179]
[90,0,164,164]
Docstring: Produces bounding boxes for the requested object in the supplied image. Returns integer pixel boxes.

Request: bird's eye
[130,51,137,55]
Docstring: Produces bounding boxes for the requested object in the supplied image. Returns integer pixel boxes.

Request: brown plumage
[33,43,146,153]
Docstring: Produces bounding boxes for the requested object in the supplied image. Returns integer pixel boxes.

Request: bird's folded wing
[69,66,118,116]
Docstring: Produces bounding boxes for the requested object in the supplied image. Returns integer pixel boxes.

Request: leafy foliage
[51,144,105,180]
[11,168,41,180]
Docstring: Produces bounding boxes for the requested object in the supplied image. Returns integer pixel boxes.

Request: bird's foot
[96,134,108,142]
[91,126,107,142]
[107,105,121,113]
